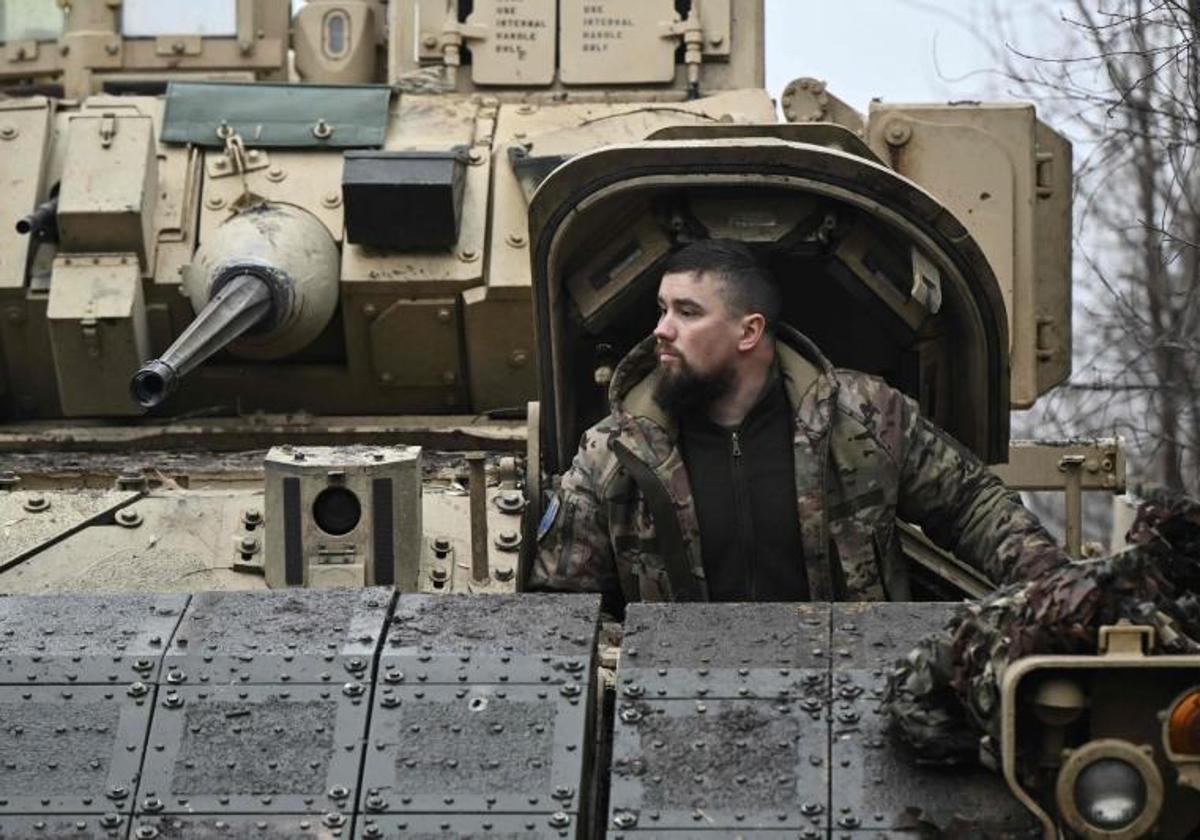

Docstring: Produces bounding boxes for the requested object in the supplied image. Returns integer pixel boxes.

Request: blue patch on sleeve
[537,493,561,542]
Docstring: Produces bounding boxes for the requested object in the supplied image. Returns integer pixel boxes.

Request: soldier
[529,239,1066,614]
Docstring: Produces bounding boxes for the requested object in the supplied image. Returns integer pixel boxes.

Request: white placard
[0,0,65,41]
[121,0,237,37]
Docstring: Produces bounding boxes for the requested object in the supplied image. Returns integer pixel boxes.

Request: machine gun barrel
[15,197,59,243]
[130,272,272,408]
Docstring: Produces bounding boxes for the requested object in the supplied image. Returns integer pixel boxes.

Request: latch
[1035,150,1055,198]
[80,317,101,358]
[1098,621,1154,656]
[206,127,269,179]
[98,114,117,148]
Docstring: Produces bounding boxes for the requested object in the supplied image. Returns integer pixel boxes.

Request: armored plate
[608,833,812,839]
[619,602,830,698]
[136,684,368,816]
[359,685,587,815]
[0,490,139,576]
[0,491,271,595]
[0,684,154,815]
[161,82,391,148]
[829,603,1039,835]
[0,813,128,839]
[162,588,394,685]
[0,592,187,685]
[607,696,827,832]
[608,603,831,833]
[355,813,576,839]
[380,594,598,685]
[130,813,351,838]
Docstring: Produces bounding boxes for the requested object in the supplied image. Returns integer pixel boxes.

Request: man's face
[652,270,743,411]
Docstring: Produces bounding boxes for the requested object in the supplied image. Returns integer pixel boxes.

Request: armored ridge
[0,592,1051,838]
[0,590,600,839]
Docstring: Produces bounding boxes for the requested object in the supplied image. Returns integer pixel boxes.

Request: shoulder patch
[537,493,561,542]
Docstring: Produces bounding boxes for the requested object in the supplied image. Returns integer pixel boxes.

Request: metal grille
[162,588,394,685]
[0,593,187,685]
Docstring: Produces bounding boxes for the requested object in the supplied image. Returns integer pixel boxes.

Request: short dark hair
[661,239,781,330]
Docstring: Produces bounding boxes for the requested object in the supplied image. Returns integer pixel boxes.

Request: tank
[0,2,1192,838]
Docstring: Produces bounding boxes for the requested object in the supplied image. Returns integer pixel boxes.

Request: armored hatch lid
[161,81,391,148]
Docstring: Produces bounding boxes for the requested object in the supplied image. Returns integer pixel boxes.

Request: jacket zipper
[730,428,755,598]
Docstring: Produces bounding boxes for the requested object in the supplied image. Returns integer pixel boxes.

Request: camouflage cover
[530,325,1064,609]
[885,493,1200,765]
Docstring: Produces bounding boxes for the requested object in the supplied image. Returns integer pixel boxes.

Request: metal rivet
[116,508,143,528]
[23,495,49,513]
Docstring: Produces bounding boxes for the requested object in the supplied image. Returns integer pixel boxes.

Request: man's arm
[895,407,1068,586]
[528,428,625,610]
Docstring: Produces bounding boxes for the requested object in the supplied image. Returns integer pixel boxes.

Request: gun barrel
[15,197,59,242]
[130,272,272,408]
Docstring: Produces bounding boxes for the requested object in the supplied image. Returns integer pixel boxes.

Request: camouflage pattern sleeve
[895,403,1068,586]
[527,426,624,608]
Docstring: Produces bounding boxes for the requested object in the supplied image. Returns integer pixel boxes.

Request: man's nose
[653,312,674,342]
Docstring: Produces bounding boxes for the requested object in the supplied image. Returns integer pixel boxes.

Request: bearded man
[529,238,1065,612]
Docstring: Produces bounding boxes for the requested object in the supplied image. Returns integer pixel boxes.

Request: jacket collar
[607,323,839,442]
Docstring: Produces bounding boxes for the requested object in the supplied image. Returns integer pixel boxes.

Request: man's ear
[737,313,767,352]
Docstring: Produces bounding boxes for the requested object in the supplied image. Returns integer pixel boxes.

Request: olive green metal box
[263,446,422,590]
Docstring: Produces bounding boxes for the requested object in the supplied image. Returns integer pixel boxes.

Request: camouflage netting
[884,492,1200,766]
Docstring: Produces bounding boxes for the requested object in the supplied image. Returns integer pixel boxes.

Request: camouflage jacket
[530,326,1064,606]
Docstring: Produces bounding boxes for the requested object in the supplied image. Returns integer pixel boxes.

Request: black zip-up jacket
[680,373,809,601]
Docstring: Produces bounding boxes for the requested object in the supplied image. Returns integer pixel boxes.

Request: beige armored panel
[435,0,555,86]
[0,98,54,291]
[560,0,679,85]
[56,112,158,268]
[388,0,756,95]
[866,103,1073,407]
[46,255,149,417]
[263,446,422,591]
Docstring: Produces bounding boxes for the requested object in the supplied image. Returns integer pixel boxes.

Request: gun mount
[131,203,339,408]
[14,195,58,243]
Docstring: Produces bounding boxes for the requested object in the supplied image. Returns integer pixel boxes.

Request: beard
[652,351,736,418]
